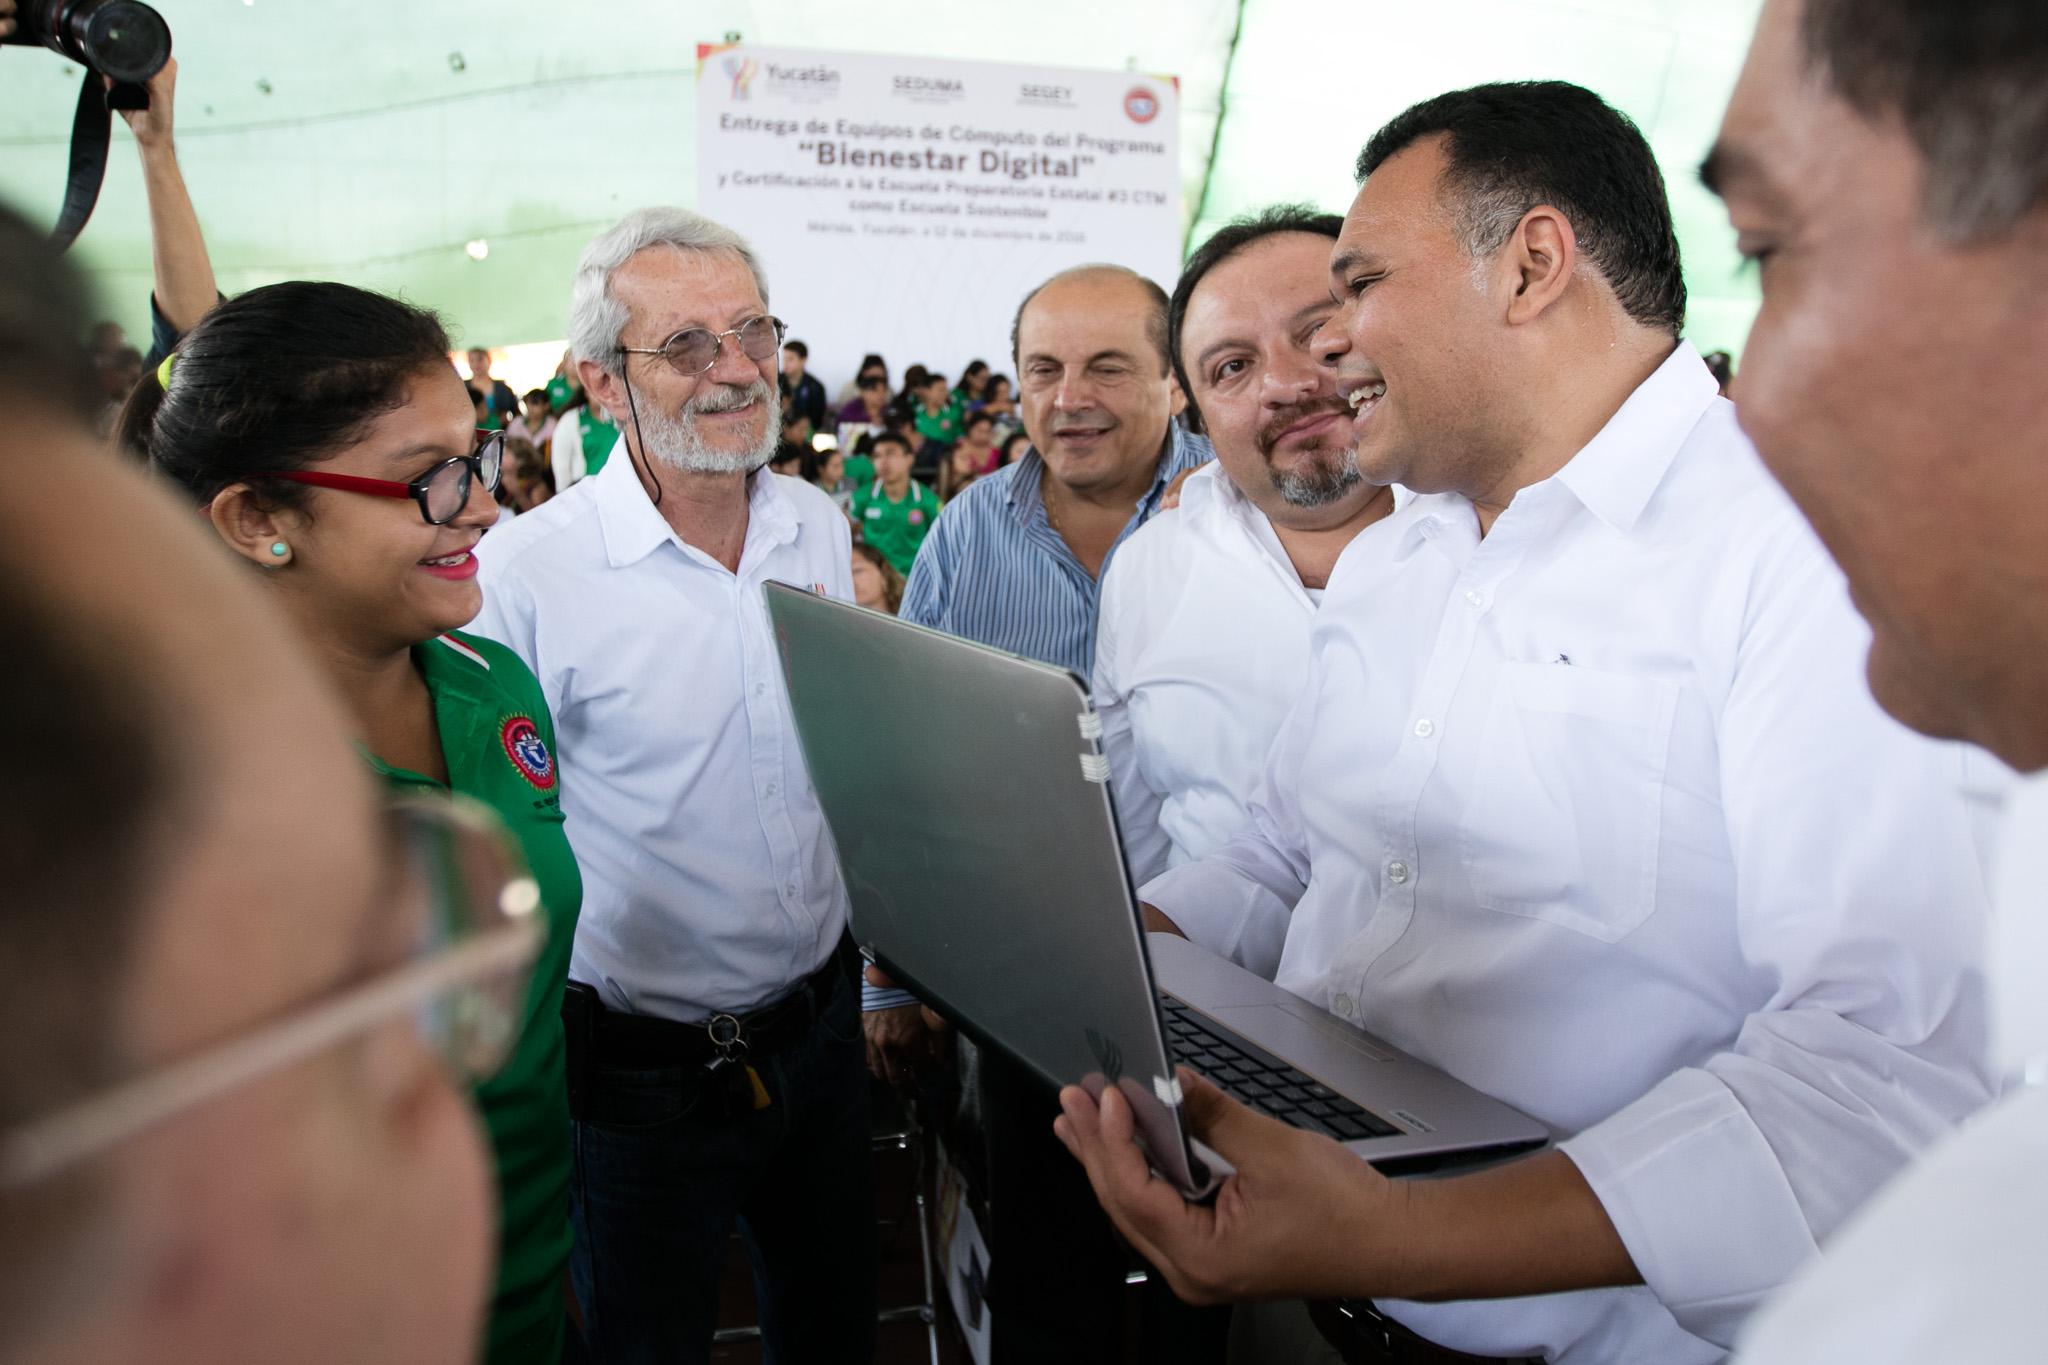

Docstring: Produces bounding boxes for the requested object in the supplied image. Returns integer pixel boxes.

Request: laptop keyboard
[1158,993,1401,1142]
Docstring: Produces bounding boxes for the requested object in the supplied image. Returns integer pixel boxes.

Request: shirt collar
[1186,461,1277,546]
[1552,340,1719,534]
[592,435,800,570]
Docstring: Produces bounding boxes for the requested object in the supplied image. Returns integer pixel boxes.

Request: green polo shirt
[853,478,940,575]
[914,396,963,445]
[843,452,876,494]
[579,404,618,477]
[364,631,581,1365]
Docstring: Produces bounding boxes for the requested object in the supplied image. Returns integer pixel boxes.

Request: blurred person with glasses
[470,207,874,1364]
[120,281,585,1365]
[0,198,510,1365]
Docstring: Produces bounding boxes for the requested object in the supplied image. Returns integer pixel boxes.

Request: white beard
[637,379,781,474]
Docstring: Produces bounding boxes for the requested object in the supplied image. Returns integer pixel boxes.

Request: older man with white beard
[471,208,873,1365]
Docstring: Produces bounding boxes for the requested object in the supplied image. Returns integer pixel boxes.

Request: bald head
[1011,264,1172,377]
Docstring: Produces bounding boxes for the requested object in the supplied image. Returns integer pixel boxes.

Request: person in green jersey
[914,370,963,445]
[119,281,584,1365]
[842,441,877,495]
[851,429,940,575]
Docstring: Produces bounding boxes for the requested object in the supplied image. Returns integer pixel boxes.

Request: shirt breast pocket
[1457,661,1678,942]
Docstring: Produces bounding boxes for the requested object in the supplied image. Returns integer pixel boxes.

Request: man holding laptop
[1094,204,1397,950]
[1053,82,1992,1363]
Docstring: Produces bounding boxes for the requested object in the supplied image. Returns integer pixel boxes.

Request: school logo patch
[908,508,925,525]
[499,716,556,790]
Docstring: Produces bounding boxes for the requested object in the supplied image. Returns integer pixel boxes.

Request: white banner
[695,43,1181,398]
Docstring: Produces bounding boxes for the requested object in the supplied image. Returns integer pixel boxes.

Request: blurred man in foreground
[0,201,497,1364]
[1701,1,2048,1358]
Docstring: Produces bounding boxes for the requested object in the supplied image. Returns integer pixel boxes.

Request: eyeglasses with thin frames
[0,795,544,1189]
[262,429,506,526]
[618,315,787,378]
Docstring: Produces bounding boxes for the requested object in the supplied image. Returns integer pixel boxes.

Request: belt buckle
[705,1012,748,1063]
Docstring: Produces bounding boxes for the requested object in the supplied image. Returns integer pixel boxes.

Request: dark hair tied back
[121,281,453,507]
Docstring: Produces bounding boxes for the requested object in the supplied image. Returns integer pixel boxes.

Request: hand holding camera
[0,0,173,248]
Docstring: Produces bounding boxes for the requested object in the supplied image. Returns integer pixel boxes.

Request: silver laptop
[765,582,1549,1199]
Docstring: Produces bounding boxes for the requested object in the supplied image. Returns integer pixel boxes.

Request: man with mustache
[472,208,875,1364]
[1697,2,2048,1359]
[1055,82,1991,1364]
[1095,206,1397,954]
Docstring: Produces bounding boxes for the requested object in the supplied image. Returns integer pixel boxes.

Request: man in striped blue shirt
[888,263,1219,1364]
[899,264,1212,677]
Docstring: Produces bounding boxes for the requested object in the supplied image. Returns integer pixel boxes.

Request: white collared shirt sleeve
[1138,662,1318,980]
[1559,519,1993,1348]
[1094,555,1174,887]
[1734,775,2048,1365]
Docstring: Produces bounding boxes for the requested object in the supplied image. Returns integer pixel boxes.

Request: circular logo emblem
[909,508,925,525]
[1123,86,1159,123]
[500,716,556,790]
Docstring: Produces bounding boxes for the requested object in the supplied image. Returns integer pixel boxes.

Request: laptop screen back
[766,582,1202,1190]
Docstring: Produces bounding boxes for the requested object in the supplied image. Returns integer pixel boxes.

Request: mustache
[1050,413,1115,436]
[682,380,773,416]
[1256,395,1353,456]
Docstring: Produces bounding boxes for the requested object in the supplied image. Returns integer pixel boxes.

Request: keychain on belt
[704,1013,772,1111]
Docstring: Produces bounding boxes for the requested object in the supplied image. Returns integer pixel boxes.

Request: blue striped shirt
[900,425,1213,676]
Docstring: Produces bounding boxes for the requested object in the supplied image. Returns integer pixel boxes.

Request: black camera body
[0,0,171,84]
[2,0,173,249]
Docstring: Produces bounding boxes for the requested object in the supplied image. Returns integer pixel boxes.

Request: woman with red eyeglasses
[118,281,584,1365]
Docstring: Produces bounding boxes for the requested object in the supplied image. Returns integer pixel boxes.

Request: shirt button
[1332,993,1355,1018]
[1413,718,1434,738]
[785,883,799,897]
[1388,860,1410,884]
[765,782,778,796]
[1466,590,1484,608]
[755,683,766,697]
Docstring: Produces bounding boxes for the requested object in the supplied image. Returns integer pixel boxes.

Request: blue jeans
[568,970,877,1365]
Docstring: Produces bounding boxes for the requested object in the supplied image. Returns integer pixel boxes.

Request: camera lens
[60,0,172,84]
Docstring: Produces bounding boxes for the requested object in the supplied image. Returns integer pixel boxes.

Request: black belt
[586,943,851,1071]
[1307,1300,1544,1365]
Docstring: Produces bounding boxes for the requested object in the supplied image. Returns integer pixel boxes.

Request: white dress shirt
[1095,463,1385,975]
[1142,344,1993,1363]
[471,442,855,1022]
[1736,768,2048,1364]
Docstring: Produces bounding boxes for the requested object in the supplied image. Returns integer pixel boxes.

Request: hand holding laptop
[1053,1070,1641,1304]
[1140,903,1188,938]
[862,964,950,1086]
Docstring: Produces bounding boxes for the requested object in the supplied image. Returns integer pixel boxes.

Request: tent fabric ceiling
[0,0,1759,360]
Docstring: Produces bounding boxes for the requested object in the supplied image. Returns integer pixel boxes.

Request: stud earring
[267,542,290,565]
